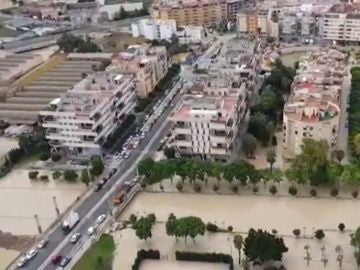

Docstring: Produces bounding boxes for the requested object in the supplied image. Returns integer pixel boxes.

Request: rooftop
[152,0,226,9]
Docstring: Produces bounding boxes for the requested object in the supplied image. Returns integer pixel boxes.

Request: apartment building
[237,8,269,36]
[168,74,248,161]
[281,13,297,36]
[282,49,346,159]
[131,19,177,41]
[110,44,168,98]
[40,73,136,159]
[151,0,228,26]
[169,95,239,161]
[319,3,360,42]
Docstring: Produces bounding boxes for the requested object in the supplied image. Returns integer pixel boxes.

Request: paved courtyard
[113,192,360,270]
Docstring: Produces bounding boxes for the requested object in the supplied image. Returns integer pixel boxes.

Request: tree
[176,181,183,192]
[266,148,276,173]
[244,229,288,264]
[213,183,220,193]
[138,158,155,179]
[330,187,339,197]
[233,234,243,264]
[288,186,297,196]
[338,223,345,232]
[64,170,78,182]
[247,113,270,144]
[292,229,301,238]
[39,152,50,161]
[57,33,100,53]
[90,156,104,177]
[81,169,91,186]
[351,227,360,266]
[242,133,257,158]
[353,133,360,155]
[314,229,325,240]
[332,149,345,164]
[310,188,317,197]
[8,148,23,164]
[164,147,176,159]
[28,171,39,180]
[132,216,155,241]
[52,171,62,180]
[166,215,205,243]
[269,185,277,195]
[94,256,112,270]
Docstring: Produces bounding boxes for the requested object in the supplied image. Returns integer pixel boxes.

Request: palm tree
[233,234,243,264]
[266,148,276,173]
[332,149,345,164]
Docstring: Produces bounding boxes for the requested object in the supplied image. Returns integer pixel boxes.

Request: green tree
[244,229,288,264]
[81,169,91,186]
[137,157,155,179]
[64,170,78,182]
[28,171,39,180]
[314,229,325,240]
[52,171,62,180]
[233,234,243,264]
[266,148,276,173]
[332,149,345,164]
[132,216,154,242]
[247,113,270,144]
[164,147,176,159]
[166,215,205,243]
[90,155,104,177]
[242,133,257,158]
[351,227,360,266]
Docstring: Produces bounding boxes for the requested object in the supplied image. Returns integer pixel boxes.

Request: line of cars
[16,239,49,268]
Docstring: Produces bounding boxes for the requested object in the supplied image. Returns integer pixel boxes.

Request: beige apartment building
[110,45,168,98]
[282,49,346,159]
[151,0,228,26]
[237,8,269,36]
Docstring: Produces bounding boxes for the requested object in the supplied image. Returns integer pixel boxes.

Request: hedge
[132,249,160,270]
[175,251,233,270]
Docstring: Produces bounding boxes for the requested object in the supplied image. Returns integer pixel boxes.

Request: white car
[87,226,95,235]
[96,214,107,224]
[17,256,28,267]
[70,232,81,244]
[26,249,38,260]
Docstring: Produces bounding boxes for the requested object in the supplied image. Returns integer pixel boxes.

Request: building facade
[319,4,360,42]
[282,49,346,159]
[110,45,168,98]
[151,0,228,26]
[40,73,136,159]
[131,19,177,41]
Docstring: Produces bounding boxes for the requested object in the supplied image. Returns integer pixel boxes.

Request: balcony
[49,140,62,147]
[210,135,227,144]
[91,112,101,121]
[210,147,227,155]
[83,136,96,142]
[174,127,191,135]
[80,123,92,130]
[175,140,192,148]
[210,121,226,130]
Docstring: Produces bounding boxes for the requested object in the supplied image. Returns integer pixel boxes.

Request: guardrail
[64,186,141,269]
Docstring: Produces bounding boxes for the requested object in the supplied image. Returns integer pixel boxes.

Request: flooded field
[0,248,19,270]
[140,260,229,270]
[280,51,307,67]
[113,192,360,269]
[0,168,86,235]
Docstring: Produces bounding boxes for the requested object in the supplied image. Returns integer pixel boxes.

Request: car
[123,153,130,159]
[100,177,109,185]
[37,239,49,249]
[70,233,81,244]
[140,132,145,139]
[17,256,28,268]
[26,249,38,260]
[109,168,117,177]
[57,256,72,269]
[87,226,95,235]
[52,255,63,265]
[94,183,103,192]
[96,214,107,224]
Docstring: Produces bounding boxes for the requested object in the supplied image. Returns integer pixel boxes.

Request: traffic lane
[27,91,179,270]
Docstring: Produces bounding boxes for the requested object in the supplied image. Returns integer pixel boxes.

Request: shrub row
[132,249,160,270]
[175,251,234,270]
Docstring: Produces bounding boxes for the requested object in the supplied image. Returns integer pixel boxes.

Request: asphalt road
[18,91,181,270]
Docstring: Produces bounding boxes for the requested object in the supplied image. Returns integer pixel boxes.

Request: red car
[51,255,62,265]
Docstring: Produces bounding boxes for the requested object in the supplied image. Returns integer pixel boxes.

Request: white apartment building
[169,95,240,162]
[320,4,360,42]
[131,19,177,41]
[281,13,297,35]
[176,25,203,44]
[282,49,346,159]
[40,72,136,159]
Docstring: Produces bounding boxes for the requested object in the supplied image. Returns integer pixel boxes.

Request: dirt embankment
[0,231,35,251]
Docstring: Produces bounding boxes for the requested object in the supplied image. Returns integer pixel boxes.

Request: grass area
[14,54,66,87]
[97,33,148,53]
[73,234,115,270]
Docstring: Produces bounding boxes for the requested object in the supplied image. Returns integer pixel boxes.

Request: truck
[62,211,80,234]
[113,188,127,206]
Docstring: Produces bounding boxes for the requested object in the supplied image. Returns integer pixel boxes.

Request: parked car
[94,183,103,192]
[96,214,107,225]
[26,249,37,260]
[56,256,71,270]
[87,226,95,235]
[37,239,49,249]
[17,256,28,268]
